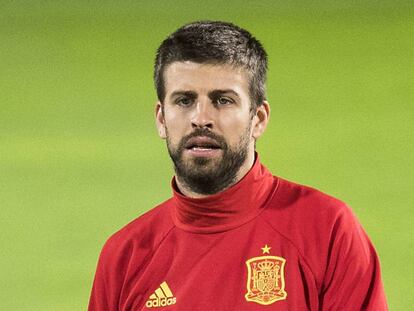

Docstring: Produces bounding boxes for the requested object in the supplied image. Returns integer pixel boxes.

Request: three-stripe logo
[145,281,177,308]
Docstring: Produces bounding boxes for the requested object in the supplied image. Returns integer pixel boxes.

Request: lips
[184,136,221,150]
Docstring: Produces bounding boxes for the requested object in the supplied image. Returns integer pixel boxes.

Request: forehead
[163,61,250,96]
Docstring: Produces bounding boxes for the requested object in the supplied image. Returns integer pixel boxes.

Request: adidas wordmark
[145,281,177,308]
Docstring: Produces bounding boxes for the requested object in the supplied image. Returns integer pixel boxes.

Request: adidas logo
[145,281,177,308]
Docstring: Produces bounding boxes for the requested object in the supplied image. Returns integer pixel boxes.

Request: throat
[170,152,277,233]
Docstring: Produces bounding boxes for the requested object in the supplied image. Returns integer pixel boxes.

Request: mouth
[185,136,221,150]
[184,136,222,156]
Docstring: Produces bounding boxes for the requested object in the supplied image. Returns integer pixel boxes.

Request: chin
[181,154,218,169]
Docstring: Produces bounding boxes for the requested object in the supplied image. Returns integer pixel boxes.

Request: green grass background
[1,1,413,309]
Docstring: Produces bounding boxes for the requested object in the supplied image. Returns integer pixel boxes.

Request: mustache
[178,129,226,150]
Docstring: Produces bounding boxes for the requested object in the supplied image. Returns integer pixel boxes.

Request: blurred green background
[1,0,413,310]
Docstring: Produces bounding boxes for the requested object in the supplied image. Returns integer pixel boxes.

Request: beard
[166,125,252,195]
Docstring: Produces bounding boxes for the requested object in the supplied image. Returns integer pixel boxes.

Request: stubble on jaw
[165,125,252,195]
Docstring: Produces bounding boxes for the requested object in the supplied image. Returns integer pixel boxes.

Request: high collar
[170,153,279,234]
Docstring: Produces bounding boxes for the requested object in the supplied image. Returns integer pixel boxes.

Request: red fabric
[88,154,388,310]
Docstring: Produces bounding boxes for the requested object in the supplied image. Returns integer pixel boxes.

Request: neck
[170,152,278,233]
[175,150,256,198]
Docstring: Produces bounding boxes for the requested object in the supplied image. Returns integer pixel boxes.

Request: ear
[155,101,167,139]
[251,100,270,139]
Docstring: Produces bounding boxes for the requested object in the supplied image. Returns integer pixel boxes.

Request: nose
[191,99,214,129]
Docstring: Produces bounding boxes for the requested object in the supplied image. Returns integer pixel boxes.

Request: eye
[216,97,234,105]
[176,97,193,106]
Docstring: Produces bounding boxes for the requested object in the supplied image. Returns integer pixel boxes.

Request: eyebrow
[170,90,197,99]
[169,89,241,100]
[208,89,241,100]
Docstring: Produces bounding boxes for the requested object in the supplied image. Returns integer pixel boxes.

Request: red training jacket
[89,154,388,310]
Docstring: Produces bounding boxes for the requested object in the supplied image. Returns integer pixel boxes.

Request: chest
[120,225,319,310]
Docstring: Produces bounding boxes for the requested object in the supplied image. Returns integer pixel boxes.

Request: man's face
[155,61,268,195]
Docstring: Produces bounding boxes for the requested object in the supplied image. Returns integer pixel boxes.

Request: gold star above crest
[261,244,271,254]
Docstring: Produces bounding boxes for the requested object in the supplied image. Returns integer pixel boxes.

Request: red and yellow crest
[245,245,287,305]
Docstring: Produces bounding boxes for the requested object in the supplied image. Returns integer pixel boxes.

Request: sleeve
[88,237,128,311]
[319,206,388,310]
[88,248,111,311]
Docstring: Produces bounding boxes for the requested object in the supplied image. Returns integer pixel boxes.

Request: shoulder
[262,177,366,283]
[89,199,176,305]
[99,199,175,265]
[265,176,352,226]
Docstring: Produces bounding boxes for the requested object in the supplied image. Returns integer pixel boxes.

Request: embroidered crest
[245,245,287,305]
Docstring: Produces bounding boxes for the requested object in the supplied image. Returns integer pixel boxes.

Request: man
[89,21,388,310]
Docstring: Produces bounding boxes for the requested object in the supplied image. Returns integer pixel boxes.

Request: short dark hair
[154,21,268,110]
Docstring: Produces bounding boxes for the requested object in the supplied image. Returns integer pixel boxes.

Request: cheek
[164,115,186,143]
[164,107,187,127]
[220,116,252,141]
